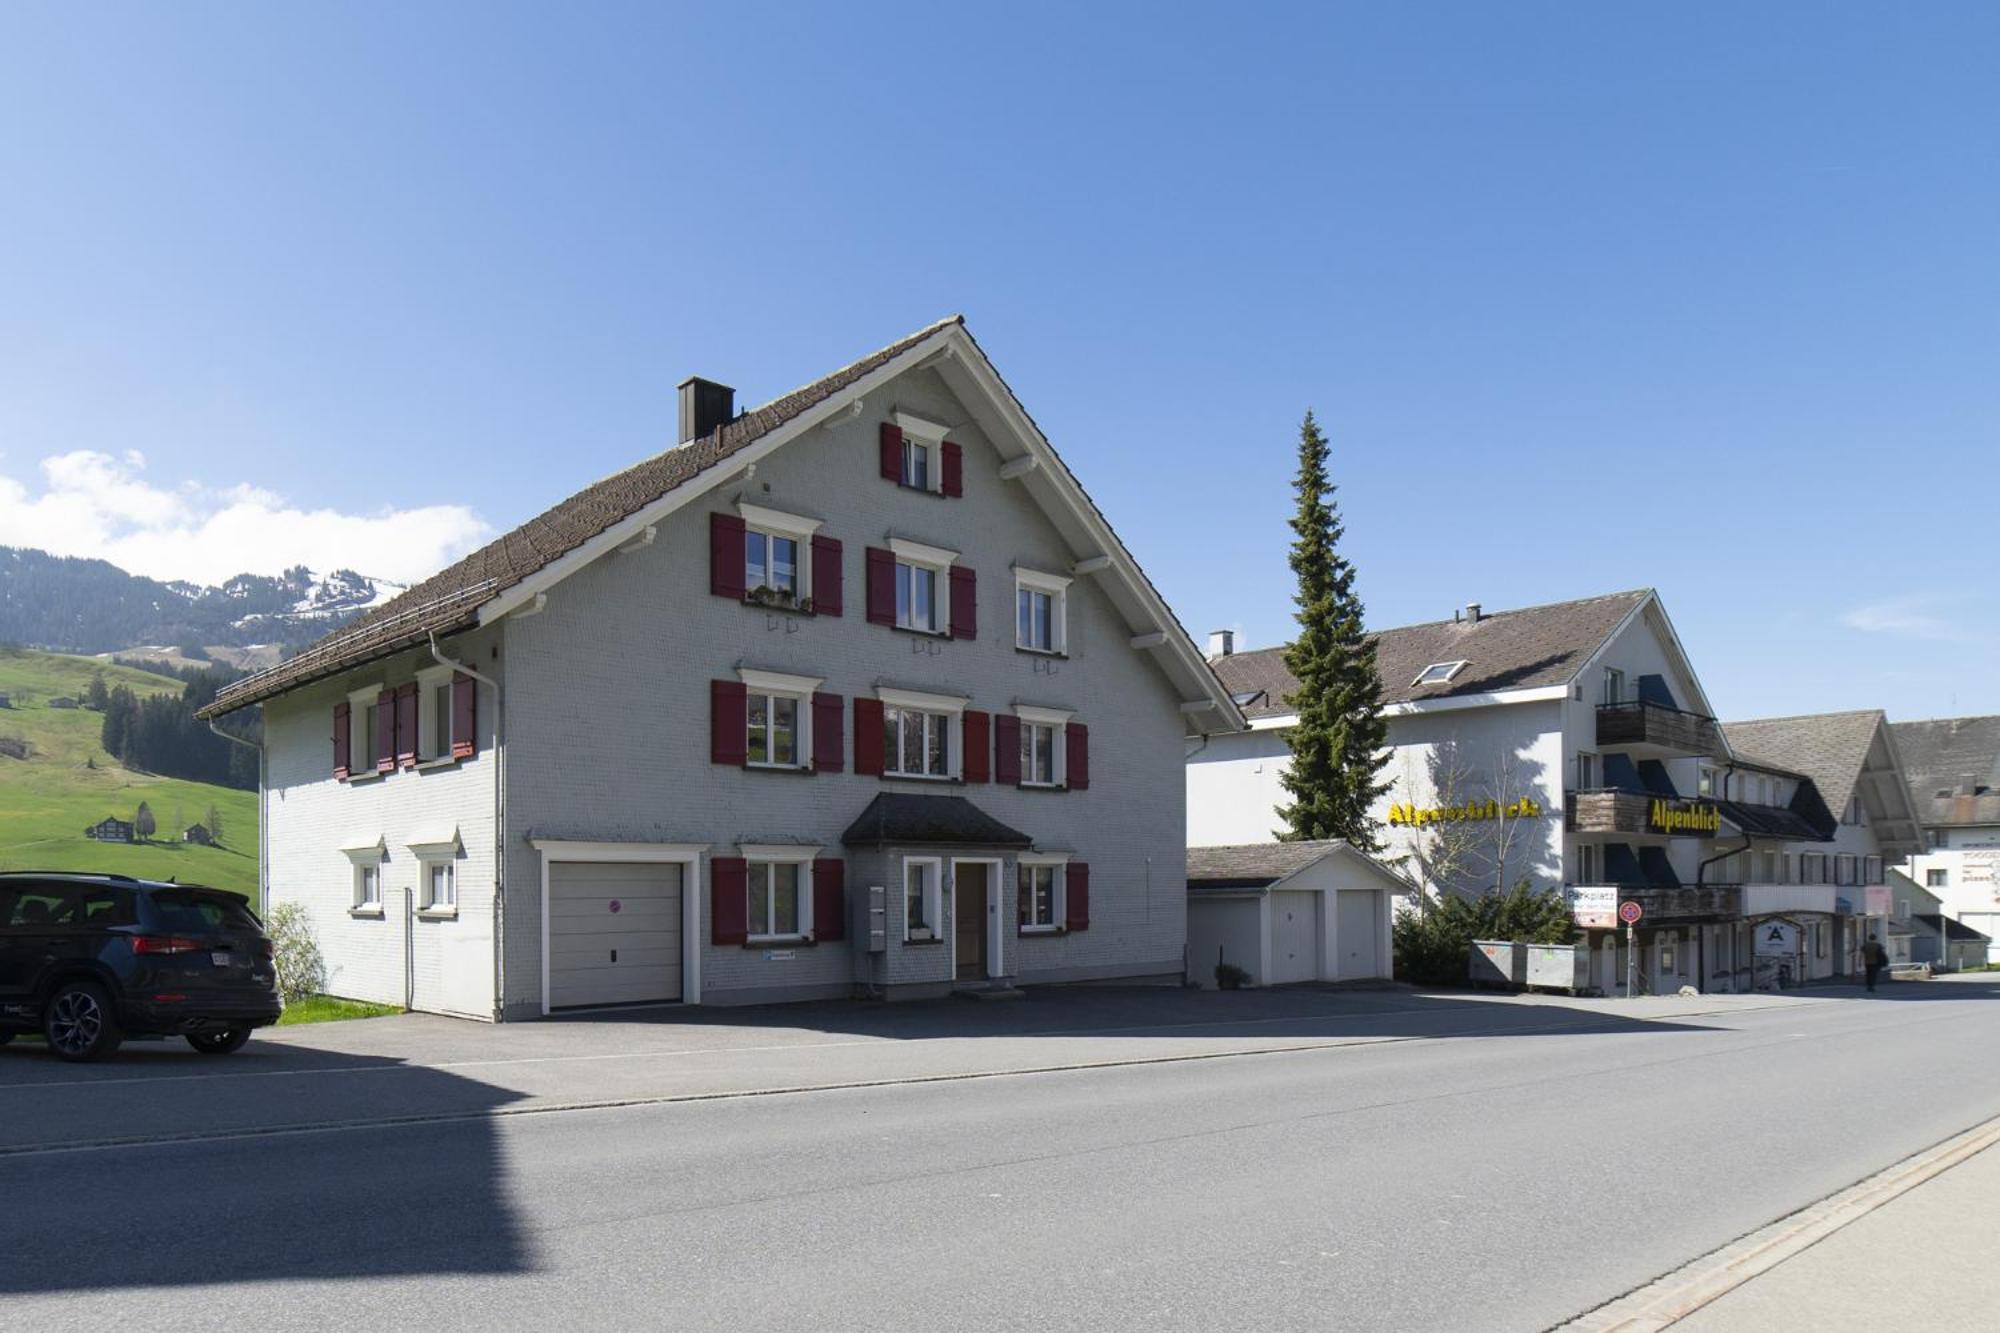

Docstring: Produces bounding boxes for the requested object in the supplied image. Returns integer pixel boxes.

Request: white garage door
[1336,890,1382,980]
[548,862,684,1009]
[1269,890,1320,985]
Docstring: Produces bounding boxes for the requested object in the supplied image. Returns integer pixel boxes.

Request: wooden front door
[954,863,988,982]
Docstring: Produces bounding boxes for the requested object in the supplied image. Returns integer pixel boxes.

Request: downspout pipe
[207,719,267,916]
[431,631,505,1021]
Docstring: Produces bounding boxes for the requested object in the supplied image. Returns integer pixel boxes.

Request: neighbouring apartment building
[1188,590,1924,995]
[1893,715,2000,963]
[200,318,1243,1020]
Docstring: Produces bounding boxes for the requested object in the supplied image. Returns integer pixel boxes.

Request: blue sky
[2,3,1994,722]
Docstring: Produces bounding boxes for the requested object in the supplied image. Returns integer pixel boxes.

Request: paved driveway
[0,981,1865,1154]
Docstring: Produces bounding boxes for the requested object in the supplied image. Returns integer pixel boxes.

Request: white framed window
[425,861,456,912]
[1015,705,1071,788]
[415,665,456,763]
[1412,660,1468,687]
[1602,667,1625,706]
[1575,842,1599,884]
[348,685,383,775]
[1697,766,1718,797]
[1928,868,1949,888]
[894,410,948,493]
[1576,752,1599,790]
[904,856,942,941]
[343,837,386,915]
[1800,852,1826,884]
[738,503,821,607]
[889,537,957,635]
[739,668,822,771]
[1863,855,1882,885]
[407,829,463,917]
[1018,856,1067,931]
[740,844,820,943]
[879,687,964,780]
[1014,567,1071,655]
[1835,854,1857,886]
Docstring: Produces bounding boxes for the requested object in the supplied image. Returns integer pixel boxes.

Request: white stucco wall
[261,628,502,1019]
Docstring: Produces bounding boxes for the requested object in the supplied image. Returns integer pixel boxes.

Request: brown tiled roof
[200,317,964,718]
[1185,839,1410,891]
[1211,589,1651,720]
[1890,715,2000,828]
[1719,711,1887,827]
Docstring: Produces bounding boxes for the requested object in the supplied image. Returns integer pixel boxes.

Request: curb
[1557,1112,2000,1331]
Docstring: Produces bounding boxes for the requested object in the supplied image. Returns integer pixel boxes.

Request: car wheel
[44,981,122,1062]
[186,1028,251,1055]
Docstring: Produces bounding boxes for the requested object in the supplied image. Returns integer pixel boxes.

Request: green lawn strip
[278,995,403,1026]
[0,647,259,906]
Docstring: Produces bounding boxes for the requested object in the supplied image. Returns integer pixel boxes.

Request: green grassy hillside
[0,647,258,905]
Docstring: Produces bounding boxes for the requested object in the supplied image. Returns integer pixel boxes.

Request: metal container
[1468,939,1525,987]
[1525,942,1591,993]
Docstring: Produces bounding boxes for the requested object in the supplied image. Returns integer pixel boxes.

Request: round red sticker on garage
[609,900,622,914]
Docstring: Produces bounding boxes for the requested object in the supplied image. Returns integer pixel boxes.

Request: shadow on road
[0,1043,532,1295]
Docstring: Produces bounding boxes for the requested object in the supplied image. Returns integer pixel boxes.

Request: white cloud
[1838,596,1969,643]
[0,450,493,586]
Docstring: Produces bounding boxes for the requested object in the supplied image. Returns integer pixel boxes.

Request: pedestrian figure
[1863,936,1888,992]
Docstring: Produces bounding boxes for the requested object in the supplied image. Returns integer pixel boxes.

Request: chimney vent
[678,376,736,445]
[1208,629,1236,658]
[1465,602,1482,624]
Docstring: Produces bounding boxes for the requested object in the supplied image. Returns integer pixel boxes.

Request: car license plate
[211,950,234,967]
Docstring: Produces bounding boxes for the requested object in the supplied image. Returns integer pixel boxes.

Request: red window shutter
[865,547,896,626]
[711,680,748,766]
[879,422,903,481]
[854,697,886,776]
[994,713,1022,785]
[710,512,747,600]
[812,691,844,773]
[1065,862,1090,932]
[962,709,990,784]
[813,859,846,942]
[810,535,843,617]
[451,673,477,759]
[711,857,748,946]
[1065,722,1089,791]
[332,702,350,780]
[948,565,977,640]
[395,683,419,769]
[375,690,395,773]
[941,441,963,497]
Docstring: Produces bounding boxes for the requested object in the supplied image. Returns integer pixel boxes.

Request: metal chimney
[678,377,736,444]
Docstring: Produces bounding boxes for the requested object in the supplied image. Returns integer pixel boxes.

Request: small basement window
[1412,660,1468,687]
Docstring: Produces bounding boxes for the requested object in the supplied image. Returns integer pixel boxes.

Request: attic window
[1412,661,1468,687]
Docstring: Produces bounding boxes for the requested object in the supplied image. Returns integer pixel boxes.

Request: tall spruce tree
[1275,411,1389,848]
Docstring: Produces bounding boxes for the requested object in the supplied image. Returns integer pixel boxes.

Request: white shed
[1187,841,1406,988]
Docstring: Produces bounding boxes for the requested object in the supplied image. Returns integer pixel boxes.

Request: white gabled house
[201,317,1244,1020]
[1190,590,1924,995]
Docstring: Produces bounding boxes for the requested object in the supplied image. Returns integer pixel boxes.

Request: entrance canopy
[840,793,1032,849]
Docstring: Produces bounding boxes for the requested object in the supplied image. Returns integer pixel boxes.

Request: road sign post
[1618,900,1644,997]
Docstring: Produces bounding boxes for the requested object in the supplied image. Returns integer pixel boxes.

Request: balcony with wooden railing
[1594,699,1723,757]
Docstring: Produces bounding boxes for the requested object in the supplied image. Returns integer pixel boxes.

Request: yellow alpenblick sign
[1387,797,1544,828]
[1647,799,1720,835]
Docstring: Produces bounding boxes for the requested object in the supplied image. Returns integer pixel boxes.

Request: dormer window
[1412,660,1468,687]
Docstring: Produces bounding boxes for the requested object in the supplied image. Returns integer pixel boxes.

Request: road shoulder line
[1557,1111,2000,1331]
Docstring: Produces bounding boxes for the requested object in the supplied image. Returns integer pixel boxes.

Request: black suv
[0,872,282,1062]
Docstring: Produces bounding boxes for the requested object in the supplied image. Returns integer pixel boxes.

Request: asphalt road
[3,981,1997,1331]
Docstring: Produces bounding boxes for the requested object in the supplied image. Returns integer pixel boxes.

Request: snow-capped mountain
[0,546,403,659]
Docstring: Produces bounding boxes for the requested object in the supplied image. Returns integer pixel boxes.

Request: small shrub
[1215,962,1251,990]
[1393,880,1576,987]
[267,901,328,1004]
